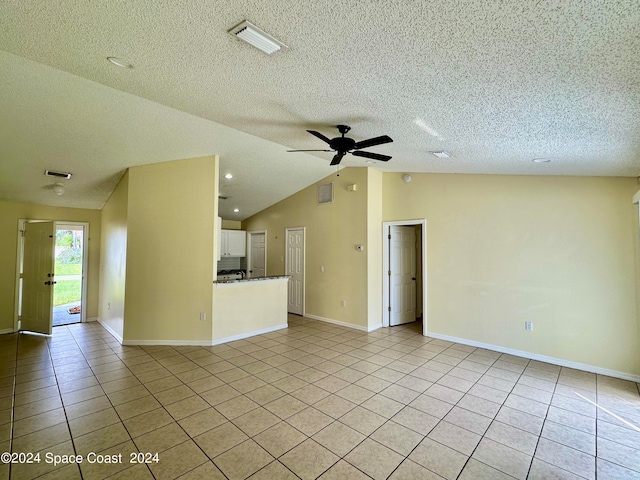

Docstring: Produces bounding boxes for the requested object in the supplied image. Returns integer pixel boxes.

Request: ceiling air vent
[228,20,287,55]
[45,170,72,179]
[317,183,333,205]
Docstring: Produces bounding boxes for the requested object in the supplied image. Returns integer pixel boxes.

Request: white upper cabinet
[220,229,246,257]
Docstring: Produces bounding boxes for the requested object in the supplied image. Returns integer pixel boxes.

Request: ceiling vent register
[45,170,72,179]
[228,20,287,55]
[317,183,333,205]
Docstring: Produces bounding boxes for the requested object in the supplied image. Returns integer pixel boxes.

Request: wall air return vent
[45,170,72,179]
[317,183,333,205]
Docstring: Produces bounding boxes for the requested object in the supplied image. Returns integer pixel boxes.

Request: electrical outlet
[341,300,347,307]
[525,322,533,331]
[321,266,325,272]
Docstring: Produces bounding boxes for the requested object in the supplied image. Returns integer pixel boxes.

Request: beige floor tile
[123,407,174,437]
[213,439,274,480]
[247,460,299,480]
[542,420,595,455]
[428,420,481,456]
[176,461,226,479]
[10,440,75,480]
[409,437,468,480]
[147,439,208,480]
[194,422,248,458]
[101,376,142,394]
[115,395,161,420]
[271,375,309,393]
[154,384,196,406]
[214,394,259,420]
[12,407,66,437]
[361,394,405,419]
[345,438,404,480]
[388,459,444,480]
[318,459,372,480]
[391,406,439,435]
[528,458,586,480]
[134,422,188,453]
[36,463,83,480]
[312,422,365,457]
[13,395,63,420]
[107,385,150,406]
[74,422,132,455]
[264,394,308,419]
[280,439,339,480]
[286,406,333,436]
[535,437,595,479]
[78,439,137,479]
[232,406,281,437]
[371,420,424,456]
[409,394,454,419]
[244,384,286,405]
[186,375,224,394]
[199,384,241,406]
[178,408,227,437]
[69,406,121,437]
[13,385,59,406]
[314,394,357,419]
[65,395,112,420]
[473,437,533,479]
[106,463,155,479]
[253,421,307,458]
[164,394,209,421]
[12,422,71,453]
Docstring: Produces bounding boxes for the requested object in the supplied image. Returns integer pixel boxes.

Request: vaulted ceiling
[1,1,639,219]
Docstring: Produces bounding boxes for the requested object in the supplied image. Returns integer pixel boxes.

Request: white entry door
[389,225,416,326]
[21,221,55,335]
[248,232,266,278]
[286,228,304,315]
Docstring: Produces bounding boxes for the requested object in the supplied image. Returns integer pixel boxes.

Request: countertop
[213,275,290,285]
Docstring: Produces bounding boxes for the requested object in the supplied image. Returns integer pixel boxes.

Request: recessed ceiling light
[430,151,451,158]
[107,57,134,68]
[532,158,551,163]
[228,20,287,55]
[233,208,240,213]
[224,173,233,179]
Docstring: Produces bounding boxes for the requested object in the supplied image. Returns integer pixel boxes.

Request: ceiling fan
[287,125,393,166]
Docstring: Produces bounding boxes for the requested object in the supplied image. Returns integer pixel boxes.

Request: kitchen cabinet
[220,229,246,257]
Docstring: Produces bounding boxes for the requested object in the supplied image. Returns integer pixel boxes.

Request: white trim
[304,313,377,332]
[382,219,427,333]
[285,227,305,316]
[96,318,123,344]
[632,190,640,204]
[0,328,15,335]
[124,339,215,346]
[212,323,288,345]
[427,332,640,383]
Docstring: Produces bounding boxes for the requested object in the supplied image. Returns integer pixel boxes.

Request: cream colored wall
[221,220,241,230]
[0,200,101,332]
[123,156,217,343]
[383,173,640,376]
[98,171,129,340]
[366,168,383,330]
[213,279,288,342]
[243,168,370,328]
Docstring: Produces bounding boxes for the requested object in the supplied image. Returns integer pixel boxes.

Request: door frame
[247,230,267,278]
[382,219,427,334]
[285,227,305,316]
[14,219,90,332]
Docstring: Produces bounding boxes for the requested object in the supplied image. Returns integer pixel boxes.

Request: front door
[21,221,55,335]
[286,228,304,315]
[389,225,416,326]
[248,232,266,278]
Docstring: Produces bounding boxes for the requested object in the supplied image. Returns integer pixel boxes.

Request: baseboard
[304,314,372,332]
[86,317,98,323]
[96,318,123,344]
[0,328,15,335]
[212,323,288,345]
[427,332,640,383]
[123,339,214,347]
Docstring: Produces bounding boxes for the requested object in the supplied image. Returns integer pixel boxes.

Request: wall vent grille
[317,183,333,205]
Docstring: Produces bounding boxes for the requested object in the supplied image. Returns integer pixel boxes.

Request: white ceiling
[1,1,639,220]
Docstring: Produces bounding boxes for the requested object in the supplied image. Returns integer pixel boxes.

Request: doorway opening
[382,220,427,334]
[15,220,89,334]
[286,227,305,315]
[53,224,85,326]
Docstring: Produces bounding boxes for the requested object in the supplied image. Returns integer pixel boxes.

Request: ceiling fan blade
[351,150,392,162]
[286,149,334,152]
[307,130,332,144]
[354,135,393,150]
[330,152,345,166]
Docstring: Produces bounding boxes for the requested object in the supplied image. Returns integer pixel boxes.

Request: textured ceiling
[1,0,639,219]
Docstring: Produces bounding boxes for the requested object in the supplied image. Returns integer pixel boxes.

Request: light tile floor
[1,315,639,479]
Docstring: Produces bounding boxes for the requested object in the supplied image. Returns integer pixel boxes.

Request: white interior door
[248,232,266,278]
[21,221,55,335]
[286,228,304,315]
[390,225,416,326]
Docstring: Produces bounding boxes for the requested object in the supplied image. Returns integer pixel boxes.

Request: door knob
[412,277,416,281]
[44,281,51,285]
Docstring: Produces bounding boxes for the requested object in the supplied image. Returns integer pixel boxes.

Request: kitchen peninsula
[212,275,290,344]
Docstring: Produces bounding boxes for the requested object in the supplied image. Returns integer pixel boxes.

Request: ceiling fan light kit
[288,125,393,166]
[228,20,287,54]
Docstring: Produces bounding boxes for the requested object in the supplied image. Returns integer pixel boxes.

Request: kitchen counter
[213,275,290,284]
